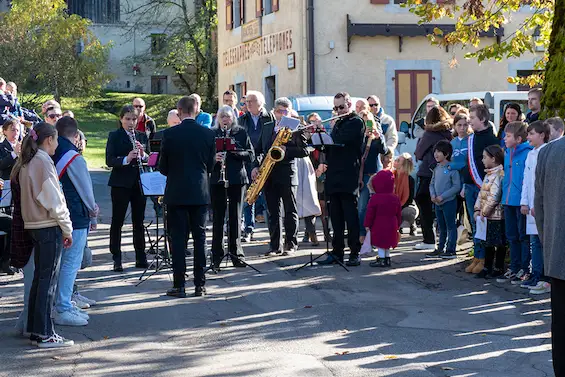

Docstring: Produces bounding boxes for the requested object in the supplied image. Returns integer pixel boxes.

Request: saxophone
[246,127,293,204]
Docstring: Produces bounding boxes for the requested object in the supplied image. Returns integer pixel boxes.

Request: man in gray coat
[534,136,565,377]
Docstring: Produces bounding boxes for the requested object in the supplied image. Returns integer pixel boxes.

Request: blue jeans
[243,192,267,234]
[504,205,530,273]
[435,198,458,253]
[530,235,543,279]
[16,250,35,333]
[465,184,485,258]
[55,228,88,313]
[358,174,371,237]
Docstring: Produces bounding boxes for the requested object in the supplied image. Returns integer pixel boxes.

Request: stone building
[218,0,543,121]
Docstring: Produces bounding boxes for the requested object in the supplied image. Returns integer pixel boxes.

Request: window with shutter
[233,0,241,28]
[226,0,233,30]
[256,0,262,17]
[240,0,245,24]
[272,0,279,11]
[241,82,247,96]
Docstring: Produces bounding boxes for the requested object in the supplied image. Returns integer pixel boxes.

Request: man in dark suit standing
[160,96,215,298]
[251,97,308,256]
[318,92,365,267]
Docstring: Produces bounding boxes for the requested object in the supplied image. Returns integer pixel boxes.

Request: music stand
[137,172,172,286]
[205,136,261,274]
[295,129,349,272]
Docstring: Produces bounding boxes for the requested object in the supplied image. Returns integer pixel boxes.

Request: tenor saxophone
[245,127,293,204]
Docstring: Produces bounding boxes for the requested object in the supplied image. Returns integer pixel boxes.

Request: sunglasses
[133,105,144,109]
[48,113,62,120]
[369,103,380,108]
[450,111,457,116]
[333,105,346,111]
[276,109,289,114]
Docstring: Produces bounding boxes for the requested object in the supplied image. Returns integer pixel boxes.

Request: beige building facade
[218,0,542,122]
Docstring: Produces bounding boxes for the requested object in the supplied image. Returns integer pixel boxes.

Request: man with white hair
[238,90,275,242]
[367,95,398,151]
[189,93,213,128]
[167,109,181,127]
[251,97,308,256]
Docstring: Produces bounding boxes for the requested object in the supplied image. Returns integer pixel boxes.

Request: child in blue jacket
[451,113,472,233]
[498,121,533,285]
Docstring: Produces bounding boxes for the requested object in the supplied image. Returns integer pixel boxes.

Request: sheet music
[279,116,300,131]
[311,132,335,145]
[0,180,11,208]
[475,216,487,241]
[140,172,167,196]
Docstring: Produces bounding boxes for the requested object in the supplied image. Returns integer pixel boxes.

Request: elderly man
[534,136,565,377]
[355,99,369,114]
[167,109,181,127]
[251,97,308,256]
[367,95,398,151]
[238,91,274,242]
[318,92,365,266]
[133,97,156,139]
[189,93,213,128]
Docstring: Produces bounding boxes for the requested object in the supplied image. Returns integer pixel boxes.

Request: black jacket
[253,121,308,186]
[325,113,365,195]
[414,121,453,178]
[239,108,275,149]
[106,127,149,189]
[159,119,216,206]
[461,125,499,185]
[0,139,16,180]
[210,125,254,186]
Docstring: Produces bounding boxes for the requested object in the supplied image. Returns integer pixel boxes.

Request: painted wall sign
[242,18,262,43]
[223,29,293,67]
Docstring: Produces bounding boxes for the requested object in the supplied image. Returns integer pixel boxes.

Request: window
[151,76,168,94]
[67,0,120,24]
[151,34,167,55]
[233,0,244,28]
[256,0,278,17]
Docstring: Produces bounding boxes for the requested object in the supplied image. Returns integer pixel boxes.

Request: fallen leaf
[304,305,313,309]
[334,351,350,355]
[51,356,61,361]
[384,355,398,360]
[103,336,109,340]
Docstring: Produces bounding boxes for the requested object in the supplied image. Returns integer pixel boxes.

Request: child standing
[427,141,461,259]
[474,145,506,277]
[497,121,533,284]
[451,113,472,241]
[520,121,551,294]
[364,170,402,268]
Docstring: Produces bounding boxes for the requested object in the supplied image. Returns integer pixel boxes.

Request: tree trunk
[542,0,565,118]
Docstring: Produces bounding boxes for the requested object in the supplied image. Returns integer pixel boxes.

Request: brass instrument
[245,127,293,204]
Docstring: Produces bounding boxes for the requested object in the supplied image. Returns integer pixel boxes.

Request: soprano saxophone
[245,127,293,204]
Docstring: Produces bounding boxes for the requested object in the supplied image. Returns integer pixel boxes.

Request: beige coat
[474,164,504,220]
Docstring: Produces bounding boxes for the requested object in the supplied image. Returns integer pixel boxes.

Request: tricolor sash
[55,150,80,179]
[467,134,482,188]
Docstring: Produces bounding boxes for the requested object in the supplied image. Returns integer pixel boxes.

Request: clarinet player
[210,106,254,269]
[105,105,149,272]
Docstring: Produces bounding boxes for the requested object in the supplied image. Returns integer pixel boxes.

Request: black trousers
[552,278,565,377]
[329,192,361,257]
[210,184,244,263]
[0,213,12,264]
[485,246,506,272]
[110,185,147,263]
[415,176,435,244]
[167,205,207,288]
[264,182,298,251]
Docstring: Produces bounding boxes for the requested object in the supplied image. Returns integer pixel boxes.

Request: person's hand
[251,167,259,181]
[63,235,73,248]
[318,164,328,174]
[531,207,536,218]
[430,195,437,203]
[460,188,465,198]
[90,223,97,232]
[436,195,443,203]
[359,180,364,189]
[0,179,4,190]
[126,150,139,163]
[215,152,225,162]
[14,142,21,155]
[136,141,145,155]
[520,205,529,216]
[93,204,100,217]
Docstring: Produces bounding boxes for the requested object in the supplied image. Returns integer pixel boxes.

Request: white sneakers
[72,292,97,306]
[414,243,435,250]
[530,281,551,295]
[37,333,75,348]
[53,310,88,327]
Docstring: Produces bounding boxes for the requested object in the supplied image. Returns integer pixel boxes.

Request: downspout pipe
[307,0,315,94]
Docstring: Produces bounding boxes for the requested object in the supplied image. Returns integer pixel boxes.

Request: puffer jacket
[414,120,453,178]
[474,164,504,220]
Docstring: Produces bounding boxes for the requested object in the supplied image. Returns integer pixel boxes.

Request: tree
[0,0,111,102]
[124,0,217,111]
[405,0,553,88]
[540,0,565,117]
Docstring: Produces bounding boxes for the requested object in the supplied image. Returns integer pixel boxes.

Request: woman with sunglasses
[44,106,63,126]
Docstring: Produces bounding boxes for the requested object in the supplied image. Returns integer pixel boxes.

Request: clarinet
[128,126,144,176]
[218,127,228,188]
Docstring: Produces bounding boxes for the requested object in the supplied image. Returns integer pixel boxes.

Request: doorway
[151,75,168,94]
[264,75,276,110]
[395,70,432,125]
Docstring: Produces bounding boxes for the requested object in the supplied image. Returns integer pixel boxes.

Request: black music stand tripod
[205,139,261,274]
[296,128,349,272]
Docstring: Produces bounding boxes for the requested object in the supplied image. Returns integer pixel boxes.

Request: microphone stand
[295,127,349,272]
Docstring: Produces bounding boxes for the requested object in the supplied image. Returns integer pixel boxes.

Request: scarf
[394,170,410,206]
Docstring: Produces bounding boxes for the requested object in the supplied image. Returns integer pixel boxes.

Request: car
[288,95,365,130]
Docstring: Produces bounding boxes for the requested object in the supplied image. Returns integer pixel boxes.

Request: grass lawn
[58,92,179,169]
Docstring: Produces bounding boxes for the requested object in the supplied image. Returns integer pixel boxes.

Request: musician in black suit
[105,105,149,272]
[210,105,254,269]
[318,92,365,267]
[160,96,215,298]
[251,97,308,256]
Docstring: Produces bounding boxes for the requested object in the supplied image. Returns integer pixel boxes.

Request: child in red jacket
[364,170,402,267]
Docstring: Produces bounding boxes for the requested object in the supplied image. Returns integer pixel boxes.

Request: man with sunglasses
[367,95,398,152]
[132,97,156,140]
[318,92,365,266]
[45,106,63,126]
[251,97,308,256]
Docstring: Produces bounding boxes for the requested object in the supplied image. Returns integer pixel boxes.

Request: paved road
[0,170,554,377]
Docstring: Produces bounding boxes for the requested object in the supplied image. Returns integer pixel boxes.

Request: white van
[396,91,529,156]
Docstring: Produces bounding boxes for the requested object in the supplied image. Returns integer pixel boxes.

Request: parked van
[396,91,529,156]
